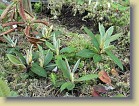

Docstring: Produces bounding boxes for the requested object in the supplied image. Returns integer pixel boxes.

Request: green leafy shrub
[34,1,42,13]
[77,23,123,70]
[6,44,54,78]
[56,56,98,91]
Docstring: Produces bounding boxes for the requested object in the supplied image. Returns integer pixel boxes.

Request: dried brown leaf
[98,70,111,85]
[93,85,107,93]
[26,36,43,46]
[92,90,100,97]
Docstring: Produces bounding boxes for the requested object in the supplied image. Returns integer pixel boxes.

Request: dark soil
[40,4,100,34]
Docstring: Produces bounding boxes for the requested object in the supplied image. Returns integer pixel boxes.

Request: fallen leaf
[111,68,119,76]
[92,90,100,97]
[98,70,111,85]
[93,85,107,93]
[26,36,43,46]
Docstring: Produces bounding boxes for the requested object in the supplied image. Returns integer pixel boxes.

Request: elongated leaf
[56,56,70,79]
[31,63,47,77]
[83,27,100,50]
[65,58,71,73]
[12,50,26,64]
[76,49,94,58]
[50,73,57,86]
[60,47,76,53]
[99,23,105,38]
[93,54,102,63]
[104,45,115,51]
[44,50,53,66]
[45,41,55,51]
[0,79,11,97]
[75,74,98,81]
[60,82,75,92]
[106,51,123,70]
[105,33,121,47]
[104,26,114,40]
[72,59,80,73]
[7,54,24,66]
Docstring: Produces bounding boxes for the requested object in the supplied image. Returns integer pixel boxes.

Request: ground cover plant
[0,0,130,97]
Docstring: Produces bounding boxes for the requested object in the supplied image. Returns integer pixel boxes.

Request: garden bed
[0,0,130,97]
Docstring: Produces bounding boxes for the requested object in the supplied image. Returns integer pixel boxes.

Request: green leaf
[95,34,101,45]
[104,26,114,40]
[56,56,70,79]
[44,50,53,66]
[31,63,47,77]
[65,58,71,73]
[60,82,75,92]
[50,73,57,86]
[72,59,80,73]
[6,54,24,66]
[93,54,102,63]
[99,23,105,38]
[0,79,11,97]
[75,74,98,81]
[83,27,100,50]
[104,45,115,51]
[105,33,121,47]
[52,30,61,37]
[45,41,55,51]
[12,50,26,64]
[106,50,123,70]
[76,49,94,58]
[60,47,76,53]
[105,33,122,43]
